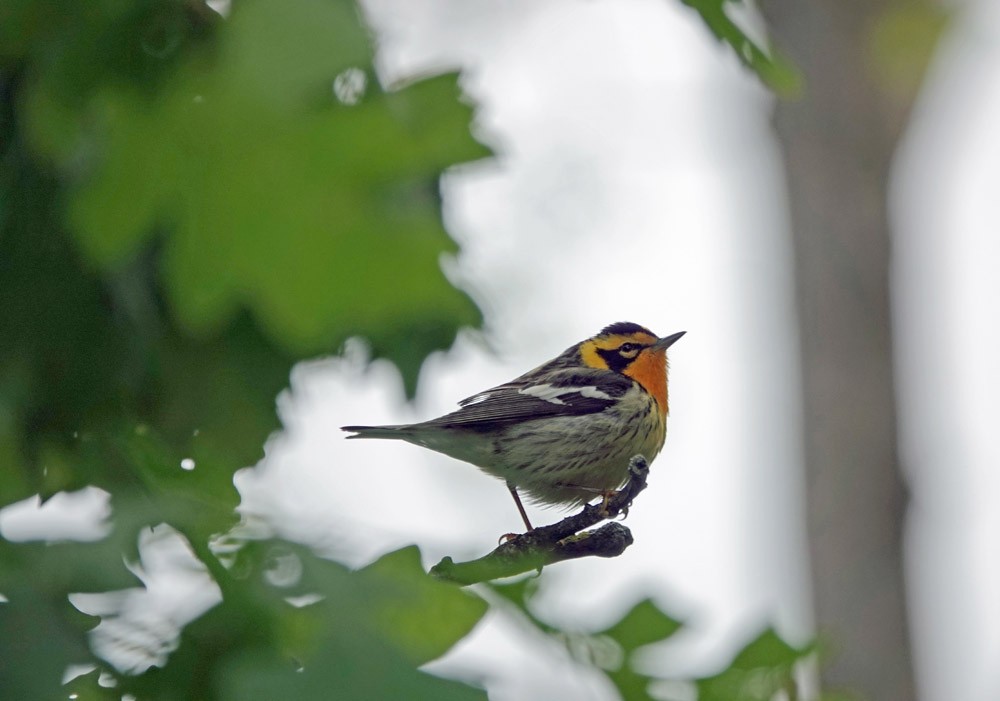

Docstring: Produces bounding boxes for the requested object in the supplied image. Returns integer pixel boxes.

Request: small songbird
[342,322,684,531]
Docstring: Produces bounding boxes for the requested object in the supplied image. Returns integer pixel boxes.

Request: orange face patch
[623,346,668,414]
[580,331,668,412]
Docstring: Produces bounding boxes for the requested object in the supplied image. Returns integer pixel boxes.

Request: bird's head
[580,322,686,410]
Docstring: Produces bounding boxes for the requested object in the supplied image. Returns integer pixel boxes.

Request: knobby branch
[431,454,650,585]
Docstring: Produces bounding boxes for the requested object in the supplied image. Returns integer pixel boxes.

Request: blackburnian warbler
[343,322,685,531]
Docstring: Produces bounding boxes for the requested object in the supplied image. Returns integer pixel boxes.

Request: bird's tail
[341,424,414,440]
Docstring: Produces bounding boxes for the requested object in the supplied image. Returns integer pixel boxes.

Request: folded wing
[422,369,633,431]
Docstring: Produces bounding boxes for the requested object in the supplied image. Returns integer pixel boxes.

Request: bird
[342,322,685,532]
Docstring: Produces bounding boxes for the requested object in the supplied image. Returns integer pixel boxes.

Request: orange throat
[626,350,668,414]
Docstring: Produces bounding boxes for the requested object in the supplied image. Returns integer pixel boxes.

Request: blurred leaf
[0,121,291,512]
[680,0,802,96]
[2,0,488,513]
[599,597,683,653]
[487,575,560,635]
[115,575,273,701]
[0,582,89,700]
[0,534,141,701]
[108,540,488,701]
[729,627,805,669]
[219,628,485,701]
[696,628,814,701]
[0,537,139,595]
[57,0,486,394]
[64,669,121,701]
[488,574,536,608]
[2,1,489,697]
[598,598,684,701]
[363,546,488,665]
[3,0,218,155]
[489,579,686,701]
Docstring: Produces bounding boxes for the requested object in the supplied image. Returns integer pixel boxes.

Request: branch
[430,455,650,585]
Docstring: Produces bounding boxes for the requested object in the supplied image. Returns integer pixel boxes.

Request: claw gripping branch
[430,455,650,585]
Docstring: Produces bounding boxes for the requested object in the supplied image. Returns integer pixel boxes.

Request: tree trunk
[756,1,917,698]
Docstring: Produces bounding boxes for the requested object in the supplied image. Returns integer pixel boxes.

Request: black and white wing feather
[420,368,633,432]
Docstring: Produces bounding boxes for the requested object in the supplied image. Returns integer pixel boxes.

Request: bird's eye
[619,343,638,354]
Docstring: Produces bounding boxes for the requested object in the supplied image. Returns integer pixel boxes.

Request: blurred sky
[2,0,999,699]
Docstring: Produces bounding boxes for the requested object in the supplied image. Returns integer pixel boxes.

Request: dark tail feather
[341,424,413,440]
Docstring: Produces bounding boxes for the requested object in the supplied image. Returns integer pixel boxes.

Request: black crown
[599,321,655,337]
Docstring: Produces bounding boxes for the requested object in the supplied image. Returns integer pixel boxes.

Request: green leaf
[0,583,89,700]
[487,575,566,637]
[0,538,139,596]
[64,669,122,701]
[598,598,684,701]
[487,583,686,701]
[599,597,683,654]
[696,628,815,701]
[0,534,142,701]
[488,575,536,608]
[116,579,275,701]
[11,0,219,158]
[62,0,487,394]
[730,628,806,670]
[2,0,488,500]
[0,160,291,511]
[362,546,489,664]
[680,0,802,96]
[4,0,489,698]
[132,540,490,701]
[219,633,486,701]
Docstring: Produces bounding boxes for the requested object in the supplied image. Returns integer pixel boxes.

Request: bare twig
[430,455,650,585]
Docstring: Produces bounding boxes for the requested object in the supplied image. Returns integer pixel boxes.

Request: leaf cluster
[59,543,489,701]
[1,0,486,697]
[491,577,821,701]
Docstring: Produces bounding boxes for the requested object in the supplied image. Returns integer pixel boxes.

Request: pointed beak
[652,330,686,351]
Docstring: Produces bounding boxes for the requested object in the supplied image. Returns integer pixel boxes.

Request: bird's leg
[559,481,615,517]
[598,490,615,518]
[507,482,534,532]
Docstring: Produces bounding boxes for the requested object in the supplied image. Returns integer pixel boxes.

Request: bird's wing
[422,369,633,431]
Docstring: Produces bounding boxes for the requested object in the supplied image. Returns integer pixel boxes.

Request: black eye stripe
[619,342,648,355]
[596,342,643,372]
[596,346,628,371]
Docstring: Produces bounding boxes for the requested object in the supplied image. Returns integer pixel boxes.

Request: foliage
[492,576,817,701]
[680,0,802,95]
[0,1,814,699]
[1,0,486,698]
[696,628,814,701]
